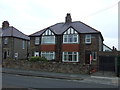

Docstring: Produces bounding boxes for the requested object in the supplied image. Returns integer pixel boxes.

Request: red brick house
[29,13,104,64]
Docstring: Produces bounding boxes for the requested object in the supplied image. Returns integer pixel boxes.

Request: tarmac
[2,67,120,87]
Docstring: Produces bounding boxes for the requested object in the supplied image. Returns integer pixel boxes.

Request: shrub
[29,56,47,62]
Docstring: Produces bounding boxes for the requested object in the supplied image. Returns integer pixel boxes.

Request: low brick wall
[2,60,90,74]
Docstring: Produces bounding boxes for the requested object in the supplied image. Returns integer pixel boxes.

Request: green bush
[29,56,47,62]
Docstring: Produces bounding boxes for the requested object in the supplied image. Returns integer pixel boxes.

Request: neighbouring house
[1,21,30,60]
[29,13,104,64]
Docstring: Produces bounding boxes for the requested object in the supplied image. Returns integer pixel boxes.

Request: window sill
[63,42,79,44]
[62,61,79,63]
[35,44,40,45]
[41,43,55,45]
[85,42,91,44]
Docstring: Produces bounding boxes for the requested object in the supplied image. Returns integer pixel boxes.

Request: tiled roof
[2,26,30,40]
[30,21,101,36]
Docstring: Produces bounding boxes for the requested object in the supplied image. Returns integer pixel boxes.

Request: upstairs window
[41,29,55,44]
[85,34,91,44]
[4,37,8,44]
[63,28,79,43]
[35,37,40,45]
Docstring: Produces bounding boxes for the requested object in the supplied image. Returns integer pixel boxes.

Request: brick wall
[40,44,55,51]
[62,44,79,52]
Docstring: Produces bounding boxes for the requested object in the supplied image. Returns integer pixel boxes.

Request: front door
[85,51,91,64]
[4,51,7,59]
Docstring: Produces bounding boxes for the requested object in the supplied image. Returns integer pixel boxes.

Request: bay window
[41,29,55,44]
[62,52,79,62]
[41,36,55,44]
[41,52,55,60]
[63,27,78,43]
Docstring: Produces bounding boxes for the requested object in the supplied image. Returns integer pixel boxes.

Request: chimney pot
[2,21,9,29]
[65,13,72,23]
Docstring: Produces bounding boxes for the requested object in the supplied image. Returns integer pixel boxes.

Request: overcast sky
[0,0,119,50]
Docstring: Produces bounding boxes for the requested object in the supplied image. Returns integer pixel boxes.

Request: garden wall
[2,60,90,74]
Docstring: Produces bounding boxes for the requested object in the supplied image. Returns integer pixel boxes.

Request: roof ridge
[30,22,65,36]
[29,29,46,36]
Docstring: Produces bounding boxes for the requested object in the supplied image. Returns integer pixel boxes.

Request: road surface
[2,73,118,88]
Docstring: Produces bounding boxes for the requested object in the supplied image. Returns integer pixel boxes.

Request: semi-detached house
[29,13,104,64]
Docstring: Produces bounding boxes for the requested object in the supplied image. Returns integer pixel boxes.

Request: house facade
[1,21,30,60]
[29,13,104,64]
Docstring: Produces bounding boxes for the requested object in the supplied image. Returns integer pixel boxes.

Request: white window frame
[34,52,39,56]
[63,28,79,43]
[4,37,8,44]
[62,52,79,62]
[22,40,25,49]
[85,34,91,44]
[14,53,18,58]
[35,37,40,45]
[41,36,55,44]
[41,52,55,60]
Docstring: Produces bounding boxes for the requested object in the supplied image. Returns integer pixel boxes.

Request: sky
[0,0,119,50]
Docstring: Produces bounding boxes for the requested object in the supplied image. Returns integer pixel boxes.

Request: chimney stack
[2,21,9,29]
[65,13,72,23]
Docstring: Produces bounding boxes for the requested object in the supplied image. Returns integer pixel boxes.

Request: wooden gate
[99,56,115,72]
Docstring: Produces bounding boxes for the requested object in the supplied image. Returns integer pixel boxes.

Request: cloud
[0,0,119,49]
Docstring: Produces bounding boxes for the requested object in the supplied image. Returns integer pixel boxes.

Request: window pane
[73,35,78,42]
[68,54,72,61]
[68,35,72,42]
[4,38,8,44]
[85,34,91,43]
[22,40,25,49]
[35,37,39,45]
[64,55,67,61]
[73,55,77,61]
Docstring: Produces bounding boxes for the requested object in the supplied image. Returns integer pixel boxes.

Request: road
[2,73,118,88]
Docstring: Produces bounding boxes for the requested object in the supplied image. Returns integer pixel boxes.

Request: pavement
[2,67,120,87]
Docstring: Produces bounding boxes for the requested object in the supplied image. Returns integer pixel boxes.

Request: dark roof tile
[29,21,103,40]
[2,26,30,40]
